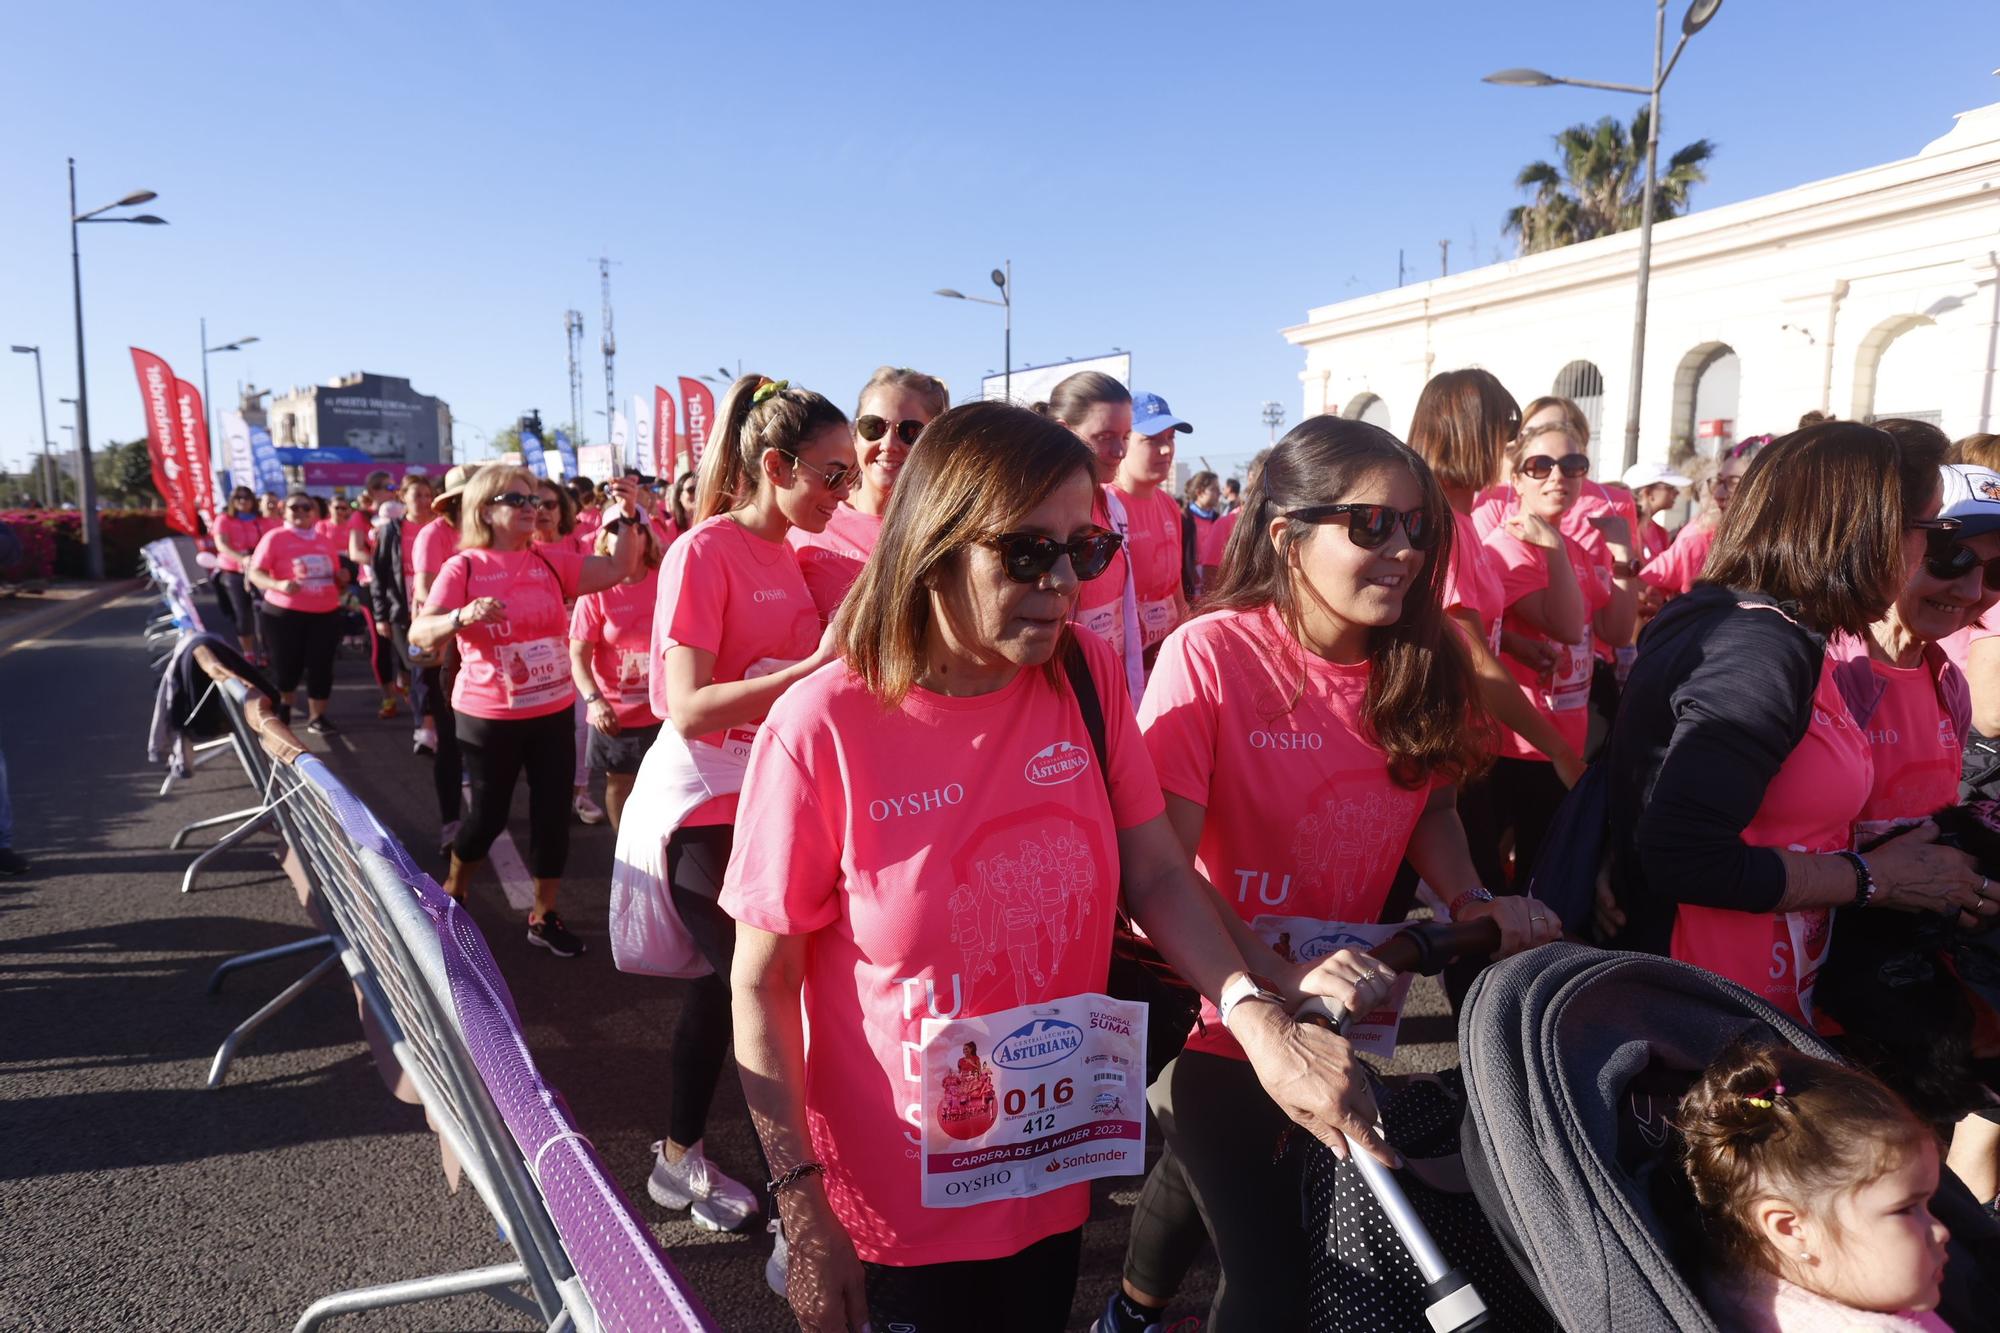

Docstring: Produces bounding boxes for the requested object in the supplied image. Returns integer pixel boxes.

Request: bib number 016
[1003,1077,1073,1118]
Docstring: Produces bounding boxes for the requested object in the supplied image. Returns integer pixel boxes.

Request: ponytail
[693,374,850,523]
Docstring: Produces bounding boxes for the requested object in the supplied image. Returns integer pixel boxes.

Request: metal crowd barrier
[142,573,716,1333]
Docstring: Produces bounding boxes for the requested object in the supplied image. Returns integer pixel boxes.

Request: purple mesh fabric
[297,759,715,1332]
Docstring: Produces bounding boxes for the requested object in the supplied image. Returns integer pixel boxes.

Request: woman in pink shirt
[568,518,665,829]
[1115,390,1194,673]
[638,375,855,1235]
[1642,435,1764,598]
[1485,416,1639,885]
[1038,372,1146,698]
[247,491,350,734]
[724,402,1411,1332]
[791,365,949,622]
[214,485,273,661]
[408,466,642,958]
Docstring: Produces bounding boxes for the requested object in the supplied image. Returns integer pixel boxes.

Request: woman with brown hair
[1036,371,1145,696]
[723,401,1407,1332]
[1601,422,1996,1025]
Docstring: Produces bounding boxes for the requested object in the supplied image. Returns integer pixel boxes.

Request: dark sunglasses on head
[1286,503,1438,552]
[781,450,857,492]
[985,529,1123,583]
[856,415,925,446]
[1516,453,1592,481]
[1925,529,2000,584]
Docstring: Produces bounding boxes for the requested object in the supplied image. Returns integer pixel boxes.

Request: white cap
[1937,464,2000,538]
[1622,461,1694,489]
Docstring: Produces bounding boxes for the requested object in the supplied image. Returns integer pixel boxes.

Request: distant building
[267,371,452,465]
[1284,101,2000,468]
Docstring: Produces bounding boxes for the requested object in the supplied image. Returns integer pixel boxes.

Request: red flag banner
[653,384,679,480]
[678,376,715,476]
[174,378,218,534]
[131,347,201,535]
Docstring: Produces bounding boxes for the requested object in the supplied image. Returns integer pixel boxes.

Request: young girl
[1679,1040,1952,1331]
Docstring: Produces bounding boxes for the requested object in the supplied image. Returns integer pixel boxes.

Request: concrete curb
[0,578,146,654]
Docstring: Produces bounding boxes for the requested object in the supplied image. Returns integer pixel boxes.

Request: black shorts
[586,721,661,775]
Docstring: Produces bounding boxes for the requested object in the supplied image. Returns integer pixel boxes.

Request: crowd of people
[194,363,2000,1331]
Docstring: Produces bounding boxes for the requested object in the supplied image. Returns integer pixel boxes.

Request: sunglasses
[488,492,548,511]
[781,450,857,492]
[856,415,925,446]
[1924,530,2000,585]
[985,529,1123,583]
[1516,454,1592,481]
[1286,503,1438,551]
[286,502,315,513]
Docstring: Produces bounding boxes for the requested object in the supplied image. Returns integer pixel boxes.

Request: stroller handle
[1293,917,1503,1031]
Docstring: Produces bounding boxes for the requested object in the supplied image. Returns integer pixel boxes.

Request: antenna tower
[563,310,585,443]
[595,255,621,440]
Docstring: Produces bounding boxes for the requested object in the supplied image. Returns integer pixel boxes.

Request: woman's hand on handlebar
[1292,947,1397,1021]
[1230,1000,1400,1168]
[775,1188,871,1332]
[1867,820,1997,927]
[1457,894,1562,958]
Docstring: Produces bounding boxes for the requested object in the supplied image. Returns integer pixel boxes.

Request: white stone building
[1283,101,2000,471]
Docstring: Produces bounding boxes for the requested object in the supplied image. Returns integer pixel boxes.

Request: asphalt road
[0,594,1457,1332]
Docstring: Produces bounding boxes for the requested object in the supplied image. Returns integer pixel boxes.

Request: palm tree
[1504,109,1715,255]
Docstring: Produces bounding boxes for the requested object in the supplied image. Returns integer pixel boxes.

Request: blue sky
[3,1,1994,482]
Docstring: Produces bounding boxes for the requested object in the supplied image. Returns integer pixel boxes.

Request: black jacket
[1604,584,1826,956]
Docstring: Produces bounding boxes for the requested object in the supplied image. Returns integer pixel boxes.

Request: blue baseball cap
[1131,391,1192,436]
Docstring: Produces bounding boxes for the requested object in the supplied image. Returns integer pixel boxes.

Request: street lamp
[200,320,258,484]
[9,346,53,507]
[70,161,167,578]
[1484,0,1723,472]
[935,261,1012,402]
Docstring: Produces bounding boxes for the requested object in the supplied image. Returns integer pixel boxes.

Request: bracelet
[450,607,462,632]
[1447,886,1495,919]
[580,693,603,707]
[1834,850,1877,909]
[766,1161,825,1197]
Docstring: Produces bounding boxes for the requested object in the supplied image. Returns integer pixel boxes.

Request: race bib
[1547,640,1592,712]
[294,552,334,589]
[1250,916,1416,1058]
[918,993,1146,1210]
[1076,603,1124,655]
[497,636,570,709]
[617,647,650,691]
[1673,901,1835,1026]
[1138,597,1178,649]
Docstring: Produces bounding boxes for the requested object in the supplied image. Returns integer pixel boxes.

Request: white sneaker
[646,1140,759,1232]
[573,791,606,825]
[765,1216,788,1298]
[413,722,437,755]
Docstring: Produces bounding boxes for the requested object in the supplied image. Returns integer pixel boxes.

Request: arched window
[1671,343,1740,456]
[1858,317,1944,426]
[1551,361,1605,443]
[1343,393,1392,432]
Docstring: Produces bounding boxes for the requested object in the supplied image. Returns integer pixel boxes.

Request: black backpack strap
[1061,633,1109,790]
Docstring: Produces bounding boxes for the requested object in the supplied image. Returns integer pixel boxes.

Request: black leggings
[666,824,745,1150]
[863,1227,1083,1332]
[1488,755,1569,890]
[260,605,340,701]
[454,707,572,877]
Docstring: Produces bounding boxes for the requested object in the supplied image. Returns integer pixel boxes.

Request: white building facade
[1284,102,2000,471]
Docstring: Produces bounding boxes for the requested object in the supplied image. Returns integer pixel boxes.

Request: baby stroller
[1305,940,2000,1332]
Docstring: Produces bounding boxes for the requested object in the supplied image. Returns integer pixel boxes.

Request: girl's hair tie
[1744,1081,1786,1110]
[752,378,789,405]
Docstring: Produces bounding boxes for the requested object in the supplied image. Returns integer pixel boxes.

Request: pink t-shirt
[1936,608,2000,678]
[1140,607,1433,1060]
[651,515,823,825]
[1672,653,1872,1024]
[1203,510,1238,570]
[251,525,344,614]
[571,568,662,730]
[1641,521,1717,596]
[408,516,460,597]
[1486,528,1609,761]
[571,506,603,556]
[788,503,884,623]
[720,629,1163,1267]
[1639,517,1672,565]
[1112,486,1184,650]
[423,546,586,721]
[1823,634,1964,824]
[1472,482,1616,556]
[215,513,271,574]
[1440,510,1504,650]
[1073,486,1137,668]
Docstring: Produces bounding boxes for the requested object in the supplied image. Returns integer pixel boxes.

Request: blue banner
[521,429,547,478]
[554,429,579,481]
[250,424,288,494]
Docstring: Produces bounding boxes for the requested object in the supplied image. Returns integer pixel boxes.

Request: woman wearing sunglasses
[1641,434,1768,598]
[1482,414,1638,884]
[1599,423,1993,1026]
[408,466,644,956]
[622,375,853,1236]
[247,490,352,735]
[1037,372,1146,698]
[214,485,275,661]
[790,365,949,621]
[723,403,1414,1333]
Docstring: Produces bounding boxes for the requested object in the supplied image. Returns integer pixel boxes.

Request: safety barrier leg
[205,952,340,1089]
[157,737,239,797]
[170,804,268,849]
[181,810,277,894]
[208,935,336,994]
[290,1261,532,1333]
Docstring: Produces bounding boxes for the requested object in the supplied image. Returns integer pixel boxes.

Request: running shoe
[573,791,606,825]
[1090,1291,1171,1333]
[413,722,438,756]
[526,912,586,957]
[645,1140,759,1232]
[306,717,340,736]
[378,695,398,719]
[0,849,29,877]
[765,1216,788,1298]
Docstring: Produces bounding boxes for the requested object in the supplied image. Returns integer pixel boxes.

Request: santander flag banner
[678,377,714,477]
[175,379,219,534]
[130,348,202,535]
[653,385,678,479]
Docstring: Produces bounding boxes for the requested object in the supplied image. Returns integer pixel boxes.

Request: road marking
[0,586,150,660]
[486,830,538,911]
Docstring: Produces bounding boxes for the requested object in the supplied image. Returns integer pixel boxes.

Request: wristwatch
[1218,973,1286,1029]
[1447,886,1495,919]
[580,692,604,706]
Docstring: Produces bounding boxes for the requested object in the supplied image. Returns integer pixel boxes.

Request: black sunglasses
[1924,529,1999,584]
[489,492,539,510]
[1286,503,1438,552]
[285,502,315,513]
[856,415,925,446]
[985,529,1123,583]
[1516,454,1592,481]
